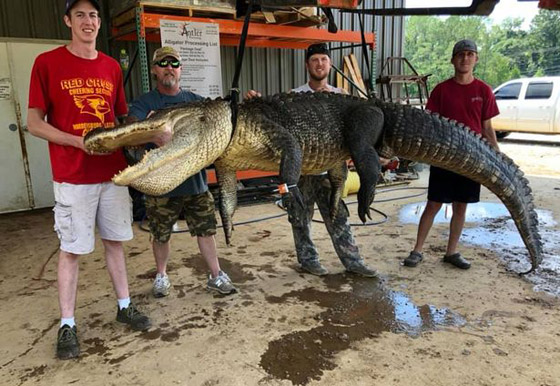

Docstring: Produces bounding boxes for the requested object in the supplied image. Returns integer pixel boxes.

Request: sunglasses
[155,59,181,68]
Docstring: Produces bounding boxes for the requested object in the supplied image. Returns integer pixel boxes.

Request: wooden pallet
[110,0,235,18]
[251,7,324,27]
[338,54,367,98]
[112,2,237,27]
[111,1,323,28]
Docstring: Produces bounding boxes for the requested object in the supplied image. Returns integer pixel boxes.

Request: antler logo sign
[73,94,111,123]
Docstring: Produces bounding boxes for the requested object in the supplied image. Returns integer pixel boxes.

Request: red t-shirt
[426,78,499,134]
[28,46,128,184]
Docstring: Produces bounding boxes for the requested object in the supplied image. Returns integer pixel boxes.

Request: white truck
[492,76,560,138]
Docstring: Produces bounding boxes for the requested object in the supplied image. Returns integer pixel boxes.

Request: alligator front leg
[259,117,305,212]
[214,162,237,246]
[327,162,349,219]
[343,105,384,222]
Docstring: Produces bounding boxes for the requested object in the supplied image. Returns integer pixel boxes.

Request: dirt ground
[1,135,559,386]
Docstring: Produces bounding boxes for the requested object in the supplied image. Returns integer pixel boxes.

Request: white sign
[0,78,12,100]
[160,20,223,98]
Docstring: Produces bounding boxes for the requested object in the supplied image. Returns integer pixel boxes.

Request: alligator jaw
[84,120,170,152]
[113,131,198,195]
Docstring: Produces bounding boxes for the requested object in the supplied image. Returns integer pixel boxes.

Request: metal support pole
[136,5,150,94]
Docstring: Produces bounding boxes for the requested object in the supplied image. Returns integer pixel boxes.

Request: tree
[403,14,548,94]
[528,10,560,75]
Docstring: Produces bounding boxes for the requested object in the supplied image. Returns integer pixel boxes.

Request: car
[492,76,560,138]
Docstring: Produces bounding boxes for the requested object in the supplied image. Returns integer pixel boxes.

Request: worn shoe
[403,251,423,267]
[116,303,151,331]
[443,253,471,269]
[207,271,237,295]
[56,325,80,360]
[345,260,378,278]
[152,272,171,298]
[300,260,329,276]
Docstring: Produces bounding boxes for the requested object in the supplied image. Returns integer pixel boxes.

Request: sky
[405,0,540,29]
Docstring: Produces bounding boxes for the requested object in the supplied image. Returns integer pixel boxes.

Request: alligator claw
[225,230,232,247]
[358,206,371,223]
[357,189,373,223]
[223,222,234,247]
[329,205,338,221]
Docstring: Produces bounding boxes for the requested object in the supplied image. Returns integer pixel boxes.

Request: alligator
[84,92,543,272]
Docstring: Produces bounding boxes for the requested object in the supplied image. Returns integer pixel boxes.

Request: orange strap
[276,183,297,195]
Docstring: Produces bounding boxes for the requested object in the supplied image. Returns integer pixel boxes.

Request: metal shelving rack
[111,2,375,93]
[377,57,431,108]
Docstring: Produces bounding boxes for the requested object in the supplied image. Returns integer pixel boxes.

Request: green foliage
[529,10,560,74]
[403,10,560,93]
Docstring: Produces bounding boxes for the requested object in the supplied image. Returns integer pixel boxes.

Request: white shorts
[53,182,133,255]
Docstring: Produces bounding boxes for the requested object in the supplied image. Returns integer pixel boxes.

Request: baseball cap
[65,0,100,15]
[306,43,330,61]
[152,46,182,64]
[452,39,478,57]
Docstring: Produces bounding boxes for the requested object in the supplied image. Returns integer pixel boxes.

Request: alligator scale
[85,92,543,272]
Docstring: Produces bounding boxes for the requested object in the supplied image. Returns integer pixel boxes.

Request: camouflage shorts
[145,190,217,242]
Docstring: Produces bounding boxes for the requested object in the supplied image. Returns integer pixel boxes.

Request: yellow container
[342,171,360,197]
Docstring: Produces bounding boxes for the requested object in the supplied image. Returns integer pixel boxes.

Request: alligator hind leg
[259,117,305,214]
[327,162,349,219]
[342,105,384,222]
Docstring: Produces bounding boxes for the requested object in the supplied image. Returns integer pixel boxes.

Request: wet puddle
[400,201,560,295]
[261,275,465,385]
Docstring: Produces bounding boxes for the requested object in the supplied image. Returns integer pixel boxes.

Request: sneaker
[152,273,171,298]
[300,260,329,276]
[116,303,151,331]
[56,325,80,360]
[403,251,423,267]
[345,260,378,278]
[207,271,237,295]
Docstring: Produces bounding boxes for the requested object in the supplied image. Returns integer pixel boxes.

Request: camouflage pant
[145,190,217,242]
[286,174,362,267]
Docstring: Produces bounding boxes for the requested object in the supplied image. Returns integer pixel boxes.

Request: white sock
[117,297,131,310]
[60,317,75,328]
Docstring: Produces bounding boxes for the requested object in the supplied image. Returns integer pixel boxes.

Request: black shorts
[427,166,480,203]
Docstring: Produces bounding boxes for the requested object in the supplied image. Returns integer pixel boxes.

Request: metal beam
[138,13,375,49]
[341,0,500,16]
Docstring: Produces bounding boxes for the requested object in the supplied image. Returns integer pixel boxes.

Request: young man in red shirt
[404,39,500,270]
[27,0,150,360]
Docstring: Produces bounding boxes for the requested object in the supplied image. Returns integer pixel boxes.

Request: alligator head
[84,99,233,196]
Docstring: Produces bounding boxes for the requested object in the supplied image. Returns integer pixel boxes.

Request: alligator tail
[379,102,543,273]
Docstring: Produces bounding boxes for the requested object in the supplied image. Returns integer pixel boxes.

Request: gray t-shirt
[291,83,344,94]
[128,89,207,197]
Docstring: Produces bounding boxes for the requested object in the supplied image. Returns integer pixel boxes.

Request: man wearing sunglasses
[27,0,151,360]
[127,46,237,298]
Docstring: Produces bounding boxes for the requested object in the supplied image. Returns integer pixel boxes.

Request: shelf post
[136,4,150,94]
